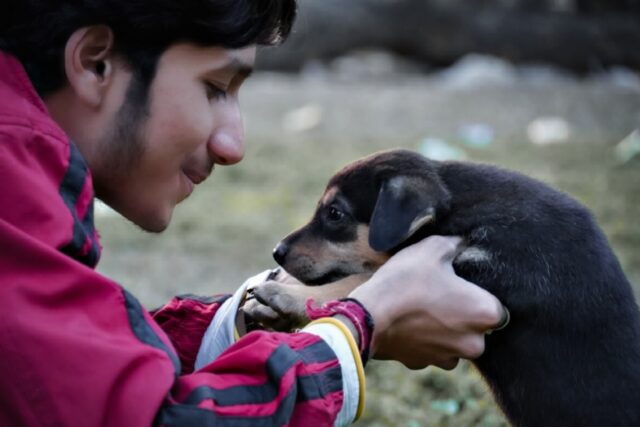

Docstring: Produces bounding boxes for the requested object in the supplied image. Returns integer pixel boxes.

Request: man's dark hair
[0,0,297,96]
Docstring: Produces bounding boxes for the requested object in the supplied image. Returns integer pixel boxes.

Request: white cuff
[194,270,273,370]
[303,322,361,427]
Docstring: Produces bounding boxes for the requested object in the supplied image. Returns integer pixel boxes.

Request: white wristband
[194,270,272,370]
[303,322,361,427]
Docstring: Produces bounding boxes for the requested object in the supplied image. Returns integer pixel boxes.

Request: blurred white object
[458,123,495,148]
[282,104,323,133]
[195,270,272,369]
[527,117,571,145]
[333,50,396,79]
[591,67,640,91]
[419,137,467,161]
[331,49,422,80]
[436,54,518,88]
[614,130,640,164]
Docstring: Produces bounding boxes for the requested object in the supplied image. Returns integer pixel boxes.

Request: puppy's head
[273,149,451,285]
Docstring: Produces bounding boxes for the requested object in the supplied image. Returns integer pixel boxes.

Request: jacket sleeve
[154,271,364,427]
[152,294,231,375]
[0,218,359,427]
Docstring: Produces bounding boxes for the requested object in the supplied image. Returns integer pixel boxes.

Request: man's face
[94,43,255,232]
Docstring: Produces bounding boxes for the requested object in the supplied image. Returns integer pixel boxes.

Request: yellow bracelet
[234,288,251,341]
[307,317,366,421]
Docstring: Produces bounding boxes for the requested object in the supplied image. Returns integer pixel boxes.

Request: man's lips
[183,167,213,185]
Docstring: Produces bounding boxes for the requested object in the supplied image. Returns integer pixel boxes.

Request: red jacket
[0,52,357,427]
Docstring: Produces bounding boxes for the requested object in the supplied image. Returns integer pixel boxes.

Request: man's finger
[433,235,466,263]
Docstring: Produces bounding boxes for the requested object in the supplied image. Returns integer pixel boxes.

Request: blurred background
[97,1,640,425]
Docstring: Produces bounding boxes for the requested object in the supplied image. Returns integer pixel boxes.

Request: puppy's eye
[327,207,345,222]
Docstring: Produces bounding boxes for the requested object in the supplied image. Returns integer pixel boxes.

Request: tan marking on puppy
[323,227,384,260]
[283,226,389,282]
[353,225,391,269]
[286,237,322,259]
[320,225,390,272]
[275,234,349,283]
[321,186,338,207]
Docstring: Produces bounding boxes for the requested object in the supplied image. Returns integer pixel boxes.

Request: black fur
[297,149,640,426]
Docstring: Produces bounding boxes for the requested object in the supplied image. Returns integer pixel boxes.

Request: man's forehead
[228,44,256,66]
[162,43,255,74]
[207,46,255,81]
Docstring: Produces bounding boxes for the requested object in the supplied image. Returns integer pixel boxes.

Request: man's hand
[350,235,506,370]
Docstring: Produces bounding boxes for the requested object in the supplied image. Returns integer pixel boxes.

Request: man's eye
[327,207,345,222]
[205,82,227,100]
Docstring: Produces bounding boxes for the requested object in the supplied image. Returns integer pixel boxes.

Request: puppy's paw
[242,297,300,332]
[243,282,310,331]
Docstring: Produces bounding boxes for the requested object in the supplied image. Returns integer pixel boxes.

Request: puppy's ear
[369,175,444,252]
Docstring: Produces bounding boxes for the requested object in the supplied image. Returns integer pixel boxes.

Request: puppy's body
[272,149,640,427]
[437,162,640,426]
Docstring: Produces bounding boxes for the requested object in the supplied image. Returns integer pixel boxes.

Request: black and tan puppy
[253,148,640,427]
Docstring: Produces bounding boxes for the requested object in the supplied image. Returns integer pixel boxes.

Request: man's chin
[134,207,173,233]
[137,217,170,233]
[101,199,173,233]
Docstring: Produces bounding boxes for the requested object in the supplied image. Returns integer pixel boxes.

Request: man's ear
[369,175,446,252]
[63,25,116,108]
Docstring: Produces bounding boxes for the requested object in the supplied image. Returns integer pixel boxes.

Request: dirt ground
[95,57,640,426]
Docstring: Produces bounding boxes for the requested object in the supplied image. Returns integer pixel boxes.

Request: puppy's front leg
[244,272,371,331]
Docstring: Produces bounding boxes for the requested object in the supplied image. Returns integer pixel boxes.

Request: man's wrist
[305,298,374,364]
[333,314,360,348]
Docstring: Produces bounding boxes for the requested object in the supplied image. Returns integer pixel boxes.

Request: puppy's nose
[273,242,289,266]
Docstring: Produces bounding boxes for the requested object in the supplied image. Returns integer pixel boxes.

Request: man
[0,1,505,426]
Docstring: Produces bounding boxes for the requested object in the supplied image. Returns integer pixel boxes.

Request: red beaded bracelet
[305,297,375,364]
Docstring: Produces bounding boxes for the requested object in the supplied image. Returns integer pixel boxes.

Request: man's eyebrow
[229,59,254,79]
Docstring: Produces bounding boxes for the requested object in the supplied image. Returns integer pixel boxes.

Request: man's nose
[208,105,245,165]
